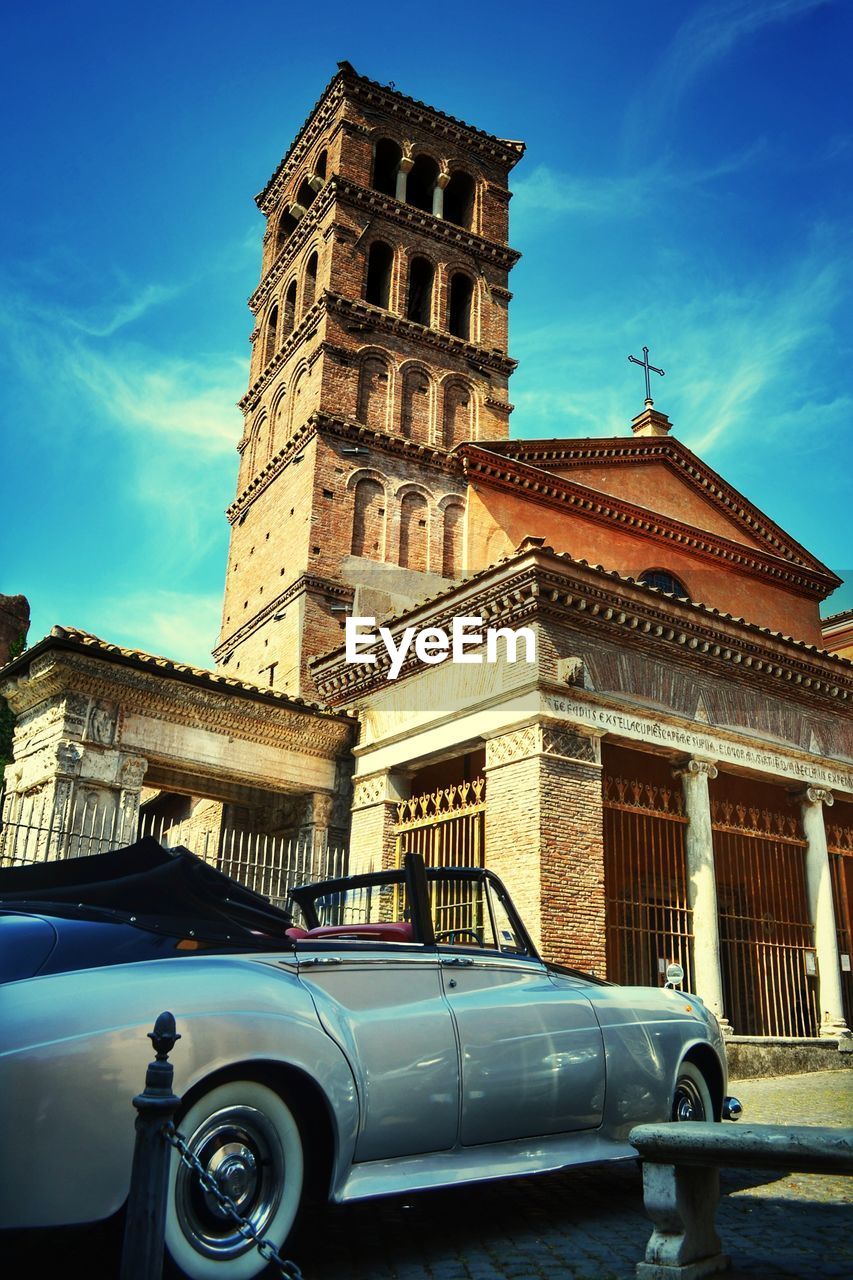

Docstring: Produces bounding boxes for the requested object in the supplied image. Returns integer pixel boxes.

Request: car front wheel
[164,1079,304,1279]
[671,1061,713,1123]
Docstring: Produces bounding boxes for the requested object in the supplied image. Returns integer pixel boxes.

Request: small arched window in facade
[407,154,439,213]
[289,366,307,435]
[365,242,393,309]
[401,368,431,440]
[357,356,391,429]
[448,273,474,340]
[442,502,464,578]
[638,569,690,600]
[442,382,473,448]
[351,478,385,559]
[407,257,434,326]
[314,149,328,181]
[302,252,319,314]
[282,280,297,336]
[444,171,475,229]
[264,305,279,366]
[373,138,402,197]
[399,492,429,572]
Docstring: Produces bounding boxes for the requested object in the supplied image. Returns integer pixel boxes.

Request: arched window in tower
[314,149,328,181]
[289,367,307,436]
[282,280,297,336]
[264,304,279,366]
[406,257,434,326]
[356,356,391,429]
[351,478,385,559]
[296,176,317,210]
[276,207,298,253]
[373,138,402,197]
[638,569,690,600]
[302,252,319,315]
[401,368,431,441]
[448,273,474,340]
[442,382,473,448]
[399,492,429,572]
[444,171,475,229]
[365,242,393,309]
[407,154,439,213]
[442,502,464,578]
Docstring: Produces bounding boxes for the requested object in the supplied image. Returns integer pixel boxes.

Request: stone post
[800,787,850,1040]
[485,722,605,972]
[675,758,729,1031]
[349,770,410,875]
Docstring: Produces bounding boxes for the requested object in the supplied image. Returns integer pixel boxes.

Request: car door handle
[300,956,342,966]
[441,956,474,967]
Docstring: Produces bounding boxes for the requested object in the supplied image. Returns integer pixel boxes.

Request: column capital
[802,785,835,808]
[673,756,718,781]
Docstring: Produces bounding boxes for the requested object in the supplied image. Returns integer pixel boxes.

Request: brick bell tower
[214,62,525,696]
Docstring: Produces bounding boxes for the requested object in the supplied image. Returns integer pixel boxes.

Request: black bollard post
[119,1011,182,1280]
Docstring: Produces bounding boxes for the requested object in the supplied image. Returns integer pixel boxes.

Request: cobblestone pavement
[294,1070,852,1280]
[7,1070,851,1278]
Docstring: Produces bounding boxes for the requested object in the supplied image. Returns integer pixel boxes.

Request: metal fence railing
[0,798,347,909]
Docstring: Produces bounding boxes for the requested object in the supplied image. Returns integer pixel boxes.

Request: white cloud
[513,144,766,228]
[78,589,225,669]
[625,0,831,153]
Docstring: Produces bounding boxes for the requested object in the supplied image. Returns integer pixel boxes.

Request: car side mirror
[664,962,684,989]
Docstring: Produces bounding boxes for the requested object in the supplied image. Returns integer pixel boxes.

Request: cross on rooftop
[628,345,665,405]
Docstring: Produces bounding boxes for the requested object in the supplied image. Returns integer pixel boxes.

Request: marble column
[675,758,730,1031]
[432,167,450,218]
[395,148,414,202]
[800,787,850,1040]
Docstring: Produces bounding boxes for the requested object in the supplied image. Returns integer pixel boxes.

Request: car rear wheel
[164,1079,304,1279]
[671,1061,713,1122]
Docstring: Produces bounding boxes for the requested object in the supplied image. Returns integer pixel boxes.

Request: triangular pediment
[471,436,835,579]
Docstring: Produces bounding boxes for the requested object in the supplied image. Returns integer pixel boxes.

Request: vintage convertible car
[0,839,735,1278]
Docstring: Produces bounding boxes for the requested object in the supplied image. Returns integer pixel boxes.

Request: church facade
[2,63,851,1044]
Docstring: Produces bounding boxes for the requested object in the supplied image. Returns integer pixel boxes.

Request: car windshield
[289,862,532,956]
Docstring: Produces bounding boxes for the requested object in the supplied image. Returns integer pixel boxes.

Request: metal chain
[163,1122,303,1280]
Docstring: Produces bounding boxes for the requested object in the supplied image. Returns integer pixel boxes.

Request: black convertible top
[0,838,296,945]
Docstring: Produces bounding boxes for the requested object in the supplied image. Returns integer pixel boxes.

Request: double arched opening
[371,137,477,231]
[350,475,465,578]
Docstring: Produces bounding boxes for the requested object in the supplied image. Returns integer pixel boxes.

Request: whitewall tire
[164,1079,304,1280]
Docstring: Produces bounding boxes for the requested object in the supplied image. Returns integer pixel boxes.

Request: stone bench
[629,1122,853,1280]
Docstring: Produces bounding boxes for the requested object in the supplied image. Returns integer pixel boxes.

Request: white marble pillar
[432,167,449,218]
[800,787,850,1040]
[395,153,413,202]
[676,758,729,1031]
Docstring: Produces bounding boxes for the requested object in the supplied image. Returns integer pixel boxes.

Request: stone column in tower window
[396,141,415,201]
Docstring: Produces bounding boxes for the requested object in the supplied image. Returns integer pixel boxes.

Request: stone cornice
[226,412,464,524]
[213,575,355,659]
[329,177,521,270]
[256,62,525,212]
[478,436,838,583]
[0,631,355,753]
[327,293,516,375]
[462,445,836,598]
[311,549,853,707]
[250,176,520,317]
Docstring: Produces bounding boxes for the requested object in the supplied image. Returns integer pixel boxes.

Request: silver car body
[0,856,727,1230]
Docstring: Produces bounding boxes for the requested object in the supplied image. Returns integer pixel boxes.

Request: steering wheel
[435,928,485,947]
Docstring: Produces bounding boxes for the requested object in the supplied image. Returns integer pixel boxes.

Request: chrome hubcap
[176,1105,284,1259]
[672,1076,706,1122]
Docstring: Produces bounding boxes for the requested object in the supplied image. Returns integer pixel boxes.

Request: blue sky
[1,0,850,667]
